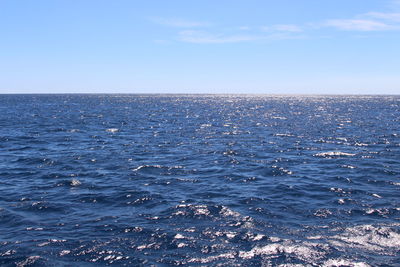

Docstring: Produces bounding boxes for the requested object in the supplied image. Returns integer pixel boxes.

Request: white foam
[252,234,265,241]
[239,241,326,262]
[136,243,157,250]
[71,179,81,186]
[220,206,241,218]
[194,206,210,216]
[174,233,185,239]
[275,133,294,137]
[26,227,43,231]
[328,224,400,254]
[187,252,236,264]
[341,165,356,169]
[187,222,399,265]
[16,256,41,267]
[106,128,119,133]
[314,151,356,157]
[132,165,161,171]
[132,165,183,172]
[269,236,281,242]
[322,259,370,267]
[355,142,369,147]
[225,232,236,239]
[177,242,187,248]
[271,116,287,120]
[314,209,333,217]
[59,250,71,256]
[1,250,15,256]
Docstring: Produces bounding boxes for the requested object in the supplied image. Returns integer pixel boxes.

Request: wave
[314,151,356,157]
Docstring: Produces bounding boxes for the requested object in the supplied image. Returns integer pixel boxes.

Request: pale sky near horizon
[1,0,400,94]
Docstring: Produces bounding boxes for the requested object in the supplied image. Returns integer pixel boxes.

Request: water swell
[0,95,399,265]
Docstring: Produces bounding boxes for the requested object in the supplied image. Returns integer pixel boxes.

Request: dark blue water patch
[0,94,399,266]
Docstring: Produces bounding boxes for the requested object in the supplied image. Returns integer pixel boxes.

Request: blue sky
[1,0,399,94]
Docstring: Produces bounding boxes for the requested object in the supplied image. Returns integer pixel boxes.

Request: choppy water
[0,94,399,266]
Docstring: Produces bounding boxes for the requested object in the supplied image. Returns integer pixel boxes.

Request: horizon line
[0,92,399,96]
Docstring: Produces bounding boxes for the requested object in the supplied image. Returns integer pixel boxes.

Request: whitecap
[328,224,400,254]
[220,206,241,218]
[239,241,326,262]
[322,259,370,267]
[132,165,183,172]
[355,142,369,147]
[71,179,81,186]
[59,250,71,256]
[275,133,295,137]
[193,205,210,216]
[177,243,187,248]
[16,256,41,267]
[271,116,287,120]
[341,165,356,169]
[174,233,185,239]
[185,223,399,265]
[225,232,236,239]
[132,165,161,171]
[37,242,50,247]
[314,209,332,217]
[314,151,356,157]
[187,252,236,264]
[252,234,265,241]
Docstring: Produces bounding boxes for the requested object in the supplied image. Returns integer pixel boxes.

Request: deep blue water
[0,94,399,266]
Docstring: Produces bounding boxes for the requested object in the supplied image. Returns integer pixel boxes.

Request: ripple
[1,95,399,265]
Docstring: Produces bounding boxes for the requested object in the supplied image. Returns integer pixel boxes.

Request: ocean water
[0,94,399,266]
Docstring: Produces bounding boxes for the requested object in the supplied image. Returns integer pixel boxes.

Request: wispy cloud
[178,30,260,44]
[152,4,400,45]
[178,30,303,44]
[150,17,209,28]
[324,10,400,31]
[365,12,400,22]
[175,22,305,44]
[262,24,303,32]
[325,19,396,31]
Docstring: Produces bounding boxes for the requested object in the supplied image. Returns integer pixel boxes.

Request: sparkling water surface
[0,95,399,266]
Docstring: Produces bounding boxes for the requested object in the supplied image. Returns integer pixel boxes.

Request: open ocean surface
[0,94,399,266]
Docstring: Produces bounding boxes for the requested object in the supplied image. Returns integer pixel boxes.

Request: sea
[0,94,399,266]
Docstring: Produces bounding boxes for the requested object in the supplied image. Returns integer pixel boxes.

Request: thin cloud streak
[152,6,400,45]
[262,24,303,32]
[325,19,397,31]
[178,30,304,44]
[324,10,400,31]
[365,12,400,22]
[178,30,260,43]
